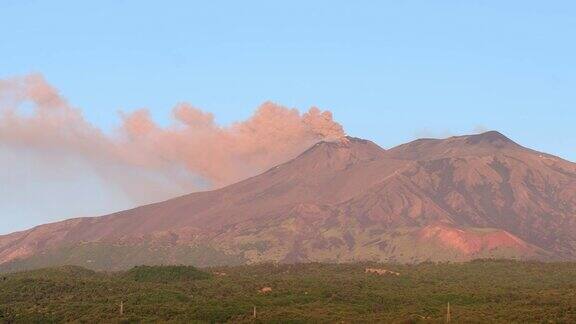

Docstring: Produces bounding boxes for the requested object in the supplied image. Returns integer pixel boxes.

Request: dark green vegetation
[1,260,576,323]
[123,265,211,283]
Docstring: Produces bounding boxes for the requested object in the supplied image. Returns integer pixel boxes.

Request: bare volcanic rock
[1,132,575,271]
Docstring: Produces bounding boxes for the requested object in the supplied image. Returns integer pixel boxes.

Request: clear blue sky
[1,0,575,161]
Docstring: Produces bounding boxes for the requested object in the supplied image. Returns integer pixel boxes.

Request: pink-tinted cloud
[0,74,346,217]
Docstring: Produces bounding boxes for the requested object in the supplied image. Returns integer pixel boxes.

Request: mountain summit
[386,131,525,160]
[1,131,576,271]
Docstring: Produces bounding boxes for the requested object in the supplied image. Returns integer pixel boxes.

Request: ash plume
[0,74,345,227]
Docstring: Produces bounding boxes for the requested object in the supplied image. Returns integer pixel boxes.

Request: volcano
[1,131,576,271]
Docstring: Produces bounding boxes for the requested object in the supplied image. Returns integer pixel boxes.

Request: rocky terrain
[1,131,575,271]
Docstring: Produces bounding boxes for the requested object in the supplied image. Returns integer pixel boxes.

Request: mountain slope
[1,132,575,271]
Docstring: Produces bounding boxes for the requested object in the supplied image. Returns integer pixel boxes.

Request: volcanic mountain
[1,131,576,271]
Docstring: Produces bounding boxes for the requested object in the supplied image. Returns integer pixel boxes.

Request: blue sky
[0,1,575,233]
[1,1,574,160]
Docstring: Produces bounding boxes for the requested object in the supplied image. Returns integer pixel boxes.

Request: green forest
[1,260,576,323]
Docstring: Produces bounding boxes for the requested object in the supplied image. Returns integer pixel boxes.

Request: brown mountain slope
[1,132,575,271]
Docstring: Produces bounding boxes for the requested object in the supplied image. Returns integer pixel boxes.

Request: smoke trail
[0,74,345,228]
